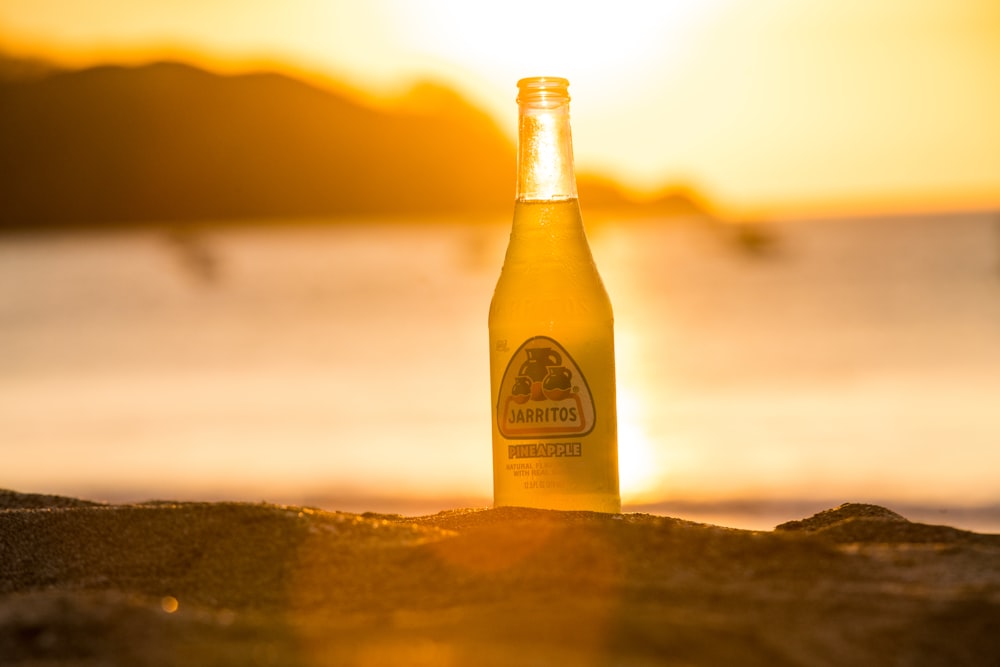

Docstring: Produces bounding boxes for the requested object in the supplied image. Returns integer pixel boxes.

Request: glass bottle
[488,77,620,513]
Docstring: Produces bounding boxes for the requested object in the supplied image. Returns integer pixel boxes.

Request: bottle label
[497,336,595,439]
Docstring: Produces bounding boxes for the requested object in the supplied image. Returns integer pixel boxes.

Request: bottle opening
[517,76,570,106]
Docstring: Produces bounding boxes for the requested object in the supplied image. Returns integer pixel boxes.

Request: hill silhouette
[575,173,716,217]
[0,57,711,226]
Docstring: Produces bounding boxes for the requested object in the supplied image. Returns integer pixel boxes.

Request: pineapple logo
[497,336,595,438]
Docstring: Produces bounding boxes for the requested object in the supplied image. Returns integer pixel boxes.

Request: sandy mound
[1,490,998,666]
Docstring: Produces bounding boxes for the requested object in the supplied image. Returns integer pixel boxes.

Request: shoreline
[25,486,1000,534]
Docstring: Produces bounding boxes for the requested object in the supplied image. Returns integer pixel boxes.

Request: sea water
[2,211,999,530]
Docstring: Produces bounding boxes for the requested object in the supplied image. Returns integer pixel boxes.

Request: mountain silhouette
[0,57,711,226]
[574,174,715,218]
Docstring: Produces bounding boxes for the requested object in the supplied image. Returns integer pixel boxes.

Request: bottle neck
[516,77,578,202]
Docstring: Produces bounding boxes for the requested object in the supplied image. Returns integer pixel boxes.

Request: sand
[1,489,998,666]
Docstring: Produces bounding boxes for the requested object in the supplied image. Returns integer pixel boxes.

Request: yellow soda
[488,77,620,513]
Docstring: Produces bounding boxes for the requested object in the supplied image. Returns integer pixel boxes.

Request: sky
[2,0,999,216]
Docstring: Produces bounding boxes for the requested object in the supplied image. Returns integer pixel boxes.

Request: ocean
[2,211,999,531]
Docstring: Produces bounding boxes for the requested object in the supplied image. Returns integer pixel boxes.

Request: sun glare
[395,2,670,76]
[616,386,661,502]
[390,1,730,109]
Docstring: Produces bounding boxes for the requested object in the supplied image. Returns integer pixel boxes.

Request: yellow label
[496,336,595,439]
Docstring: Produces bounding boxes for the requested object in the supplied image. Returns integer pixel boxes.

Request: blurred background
[1,0,998,530]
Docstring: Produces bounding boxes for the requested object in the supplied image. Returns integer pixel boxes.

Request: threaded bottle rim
[517,76,570,105]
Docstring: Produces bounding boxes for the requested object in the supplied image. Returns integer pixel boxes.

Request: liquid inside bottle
[488,77,620,513]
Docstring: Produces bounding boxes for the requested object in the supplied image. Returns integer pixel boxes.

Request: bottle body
[489,89,621,513]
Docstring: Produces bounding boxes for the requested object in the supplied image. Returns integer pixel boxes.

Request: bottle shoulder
[500,199,602,273]
[490,265,613,325]
[491,198,613,325]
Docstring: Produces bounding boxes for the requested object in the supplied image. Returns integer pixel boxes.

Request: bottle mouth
[517,76,570,106]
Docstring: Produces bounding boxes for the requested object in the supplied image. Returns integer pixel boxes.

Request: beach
[1,488,998,666]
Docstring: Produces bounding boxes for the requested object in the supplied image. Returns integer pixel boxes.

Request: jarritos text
[497,336,595,439]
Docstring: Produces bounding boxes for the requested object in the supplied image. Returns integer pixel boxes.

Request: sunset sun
[392,1,728,83]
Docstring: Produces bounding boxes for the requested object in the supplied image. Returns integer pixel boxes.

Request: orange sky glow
[1,0,998,217]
